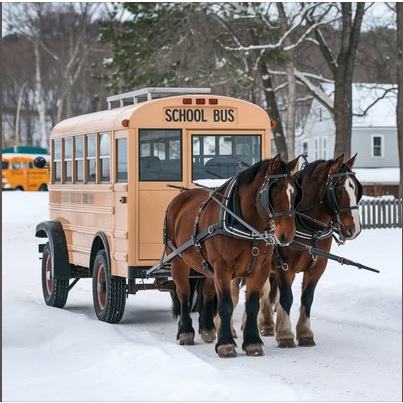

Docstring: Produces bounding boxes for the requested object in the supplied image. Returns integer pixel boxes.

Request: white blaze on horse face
[286,183,295,209]
[344,177,361,237]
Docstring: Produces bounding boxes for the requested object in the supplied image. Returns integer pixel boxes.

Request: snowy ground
[2,192,402,401]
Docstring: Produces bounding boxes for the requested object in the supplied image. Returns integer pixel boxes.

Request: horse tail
[171,277,204,318]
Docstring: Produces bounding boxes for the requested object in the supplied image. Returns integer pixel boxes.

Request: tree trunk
[285,59,296,158]
[397,2,403,198]
[258,59,288,159]
[15,81,28,145]
[34,41,49,149]
[333,3,365,158]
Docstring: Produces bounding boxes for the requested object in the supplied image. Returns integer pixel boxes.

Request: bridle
[325,170,363,225]
[293,164,363,244]
[258,172,297,219]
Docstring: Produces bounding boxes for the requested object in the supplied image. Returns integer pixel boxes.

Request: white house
[297,83,400,196]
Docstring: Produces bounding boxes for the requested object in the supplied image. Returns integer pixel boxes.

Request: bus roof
[2,146,48,154]
[51,95,271,138]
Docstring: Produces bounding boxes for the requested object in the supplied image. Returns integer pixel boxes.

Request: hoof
[298,336,316,347]
[200,329,216,344]
[217,344,237,358]
[178,333,194,345]
[277,338,296,348]
[260,326,275,337]
[244,343,264,356]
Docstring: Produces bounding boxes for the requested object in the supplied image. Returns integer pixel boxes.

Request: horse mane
[297,159,353,182]
[236,158,289,187]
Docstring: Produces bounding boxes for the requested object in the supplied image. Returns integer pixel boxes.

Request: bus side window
[86,134,96,183]
[116,138,127,182]
[74,135,84,183]
[99,132,110,183]
[64,137,73,183]
[1,161,9,169]
[53,139,62,183]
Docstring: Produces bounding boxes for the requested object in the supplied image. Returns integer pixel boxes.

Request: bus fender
[89,232,111,276]
[35,221,71,280]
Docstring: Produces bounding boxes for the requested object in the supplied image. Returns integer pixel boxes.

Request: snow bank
[2,192,402,401]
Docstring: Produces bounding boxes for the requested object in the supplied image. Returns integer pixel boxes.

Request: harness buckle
[251,246,260,257]
[208,225,215,235]
[280,263,289,271]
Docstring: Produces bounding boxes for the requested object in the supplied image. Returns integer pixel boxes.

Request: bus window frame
[53,139,62,183]
[74,135,84,183]
[115,136,128,183]
[99,132,111,184]
[86,133,97,184]
[138,128,183,182]
[190,133,262,182]
[63,137,73,184]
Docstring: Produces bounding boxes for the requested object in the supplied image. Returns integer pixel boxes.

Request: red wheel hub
[96,264,107,311]
[45,254,53,296]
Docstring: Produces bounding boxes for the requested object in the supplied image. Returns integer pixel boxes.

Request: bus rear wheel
[38,183,48,191]
[92,250,126,323]
[15,186,24,191]
[41,243,69,308]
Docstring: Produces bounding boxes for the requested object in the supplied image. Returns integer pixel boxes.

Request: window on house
[372,136,383,157]
[302,142,308,158]
[74,136,84,183]
[53,139,62,183]
[314,138,319,160]
[99,132,111,182]
[86,134,96,183]
[64,138,73,183]
[322,137,327,160]
[116,138,128,182]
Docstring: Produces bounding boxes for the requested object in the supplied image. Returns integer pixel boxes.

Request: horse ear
[268,154,282,171]
[329,154,344,174]
[287,156,300,174]
[345,153,357,169]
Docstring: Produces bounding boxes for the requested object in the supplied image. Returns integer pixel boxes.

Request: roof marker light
[209,98,218,105]
[183,98,192,105]
[196,98,206,105]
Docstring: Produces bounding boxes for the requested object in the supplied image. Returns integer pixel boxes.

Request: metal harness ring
[251,246,260,257]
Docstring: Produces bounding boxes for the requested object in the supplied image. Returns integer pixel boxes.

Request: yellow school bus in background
[35,87,272,323]
[2,152,49,191]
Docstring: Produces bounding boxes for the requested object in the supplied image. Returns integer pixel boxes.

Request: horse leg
[214,277,241,339]
[171,259,195,345]
[275,271,296,348]
[242,267,271,356]
[258,274,276,336]
[296,264,326,347]
[198,277,216,343]
[214,269,237,358]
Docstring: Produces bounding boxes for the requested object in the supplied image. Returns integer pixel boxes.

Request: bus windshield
[1,161,9,169]
[192,135,261,181]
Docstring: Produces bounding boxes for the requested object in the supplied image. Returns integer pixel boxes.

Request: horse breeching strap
[289,240,380,273]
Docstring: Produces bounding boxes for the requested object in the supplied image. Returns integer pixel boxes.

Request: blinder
[325,171,362,217]
[258,173,296,219]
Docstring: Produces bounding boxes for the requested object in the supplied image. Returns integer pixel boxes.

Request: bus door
[137,128,185,261]
[9,158,27,190]
[112,132,129,276]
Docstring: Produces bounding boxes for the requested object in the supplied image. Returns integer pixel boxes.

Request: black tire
[92,250,126,323]
[41,242,69,308]
[38,183,48,191]
[15,186,24,191]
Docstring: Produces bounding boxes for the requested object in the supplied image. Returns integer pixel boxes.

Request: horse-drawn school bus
[35,87,272,323]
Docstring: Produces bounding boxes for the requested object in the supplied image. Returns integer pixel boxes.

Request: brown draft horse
[237,154,363,347]
[165,155,299,357]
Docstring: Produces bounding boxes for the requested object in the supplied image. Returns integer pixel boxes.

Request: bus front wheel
[39,184,48,191]
[92,250,126,323]
[41,243,69,308]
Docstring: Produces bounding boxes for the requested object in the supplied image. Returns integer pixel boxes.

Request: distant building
[297,83,399,196]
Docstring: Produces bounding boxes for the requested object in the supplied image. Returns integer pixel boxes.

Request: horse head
[255,154,299,246]
[297,154,363,240]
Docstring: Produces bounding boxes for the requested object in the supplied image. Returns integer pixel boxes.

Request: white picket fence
[359,199,403,229]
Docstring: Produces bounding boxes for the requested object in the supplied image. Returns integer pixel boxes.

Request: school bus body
[48,95,272,278]
[2,154,49,191]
